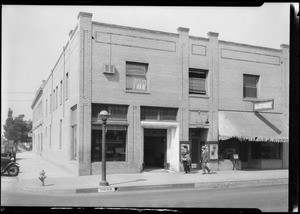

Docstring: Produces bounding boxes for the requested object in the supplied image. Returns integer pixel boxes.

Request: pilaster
[280,43,289,169]
[177,27,190,142]
[207,32,219,141]
[77,12,93,175]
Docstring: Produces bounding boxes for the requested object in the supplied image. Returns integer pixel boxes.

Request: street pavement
[1,150,288,195]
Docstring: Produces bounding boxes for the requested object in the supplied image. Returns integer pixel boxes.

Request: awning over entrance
[218,111,288,143]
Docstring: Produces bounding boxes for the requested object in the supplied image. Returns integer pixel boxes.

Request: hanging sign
[253,99,274,111]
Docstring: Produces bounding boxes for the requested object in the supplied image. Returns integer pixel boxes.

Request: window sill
[243,98,259,102]
[189,94,209,99]
[125,90,150,94]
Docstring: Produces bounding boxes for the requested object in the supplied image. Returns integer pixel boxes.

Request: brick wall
[33,11,289,175]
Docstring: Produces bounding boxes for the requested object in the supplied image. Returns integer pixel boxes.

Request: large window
[126,62,148,91]
[92,126,127,162]
[189,68,208,95]
[141,107,177,121]
[251,142,281,159]
[243,74,259,98]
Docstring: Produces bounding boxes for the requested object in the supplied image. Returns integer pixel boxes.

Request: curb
[19,178,288,195]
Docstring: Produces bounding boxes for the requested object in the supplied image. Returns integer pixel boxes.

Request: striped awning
[218,111,288,143]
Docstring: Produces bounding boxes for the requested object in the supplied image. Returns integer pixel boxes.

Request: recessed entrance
[143,129,167,169]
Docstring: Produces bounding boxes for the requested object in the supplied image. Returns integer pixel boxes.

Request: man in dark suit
[201,146,211,174]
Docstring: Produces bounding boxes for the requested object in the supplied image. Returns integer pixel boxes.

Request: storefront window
[251,142,261,159]
[251,142,281,159]
[218,139,249,162]
[91,126,127,162]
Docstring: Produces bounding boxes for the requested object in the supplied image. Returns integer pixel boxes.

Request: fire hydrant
[39,170,47,186]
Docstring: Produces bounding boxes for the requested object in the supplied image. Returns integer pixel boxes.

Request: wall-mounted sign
[253,99,274,111]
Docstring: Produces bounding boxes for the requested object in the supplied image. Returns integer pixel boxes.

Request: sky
[1,3,294,135]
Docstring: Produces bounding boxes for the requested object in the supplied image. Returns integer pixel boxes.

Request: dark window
[251,142,281,159]
[189,68,208,95]
[126,62,148,91]
[243,74,259,98]
[160,108,177,121]
[141,107,177,121]
[91,126,127,162]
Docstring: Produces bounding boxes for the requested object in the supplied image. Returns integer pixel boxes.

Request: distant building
[31,12,289,176]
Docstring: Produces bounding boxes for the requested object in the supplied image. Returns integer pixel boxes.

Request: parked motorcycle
[1,156,20,176]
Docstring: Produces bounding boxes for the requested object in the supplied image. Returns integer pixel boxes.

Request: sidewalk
[3,150,288,194]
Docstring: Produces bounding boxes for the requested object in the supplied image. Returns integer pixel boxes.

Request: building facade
[31,12,289,176]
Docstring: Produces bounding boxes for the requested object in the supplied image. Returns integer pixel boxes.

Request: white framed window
[243,74,259,98]
[126,62,148,91]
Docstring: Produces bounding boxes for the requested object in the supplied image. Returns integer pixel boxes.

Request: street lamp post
[98,110,111,186]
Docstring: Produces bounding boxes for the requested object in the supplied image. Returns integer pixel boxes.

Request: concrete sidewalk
[3,151,288,194]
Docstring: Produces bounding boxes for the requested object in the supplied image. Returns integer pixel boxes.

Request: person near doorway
[181,145,191,173]
[201,145,211,174]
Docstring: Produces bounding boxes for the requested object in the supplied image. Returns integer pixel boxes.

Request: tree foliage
[3,108,32,143]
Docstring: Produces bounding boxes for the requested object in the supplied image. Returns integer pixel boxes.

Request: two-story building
[31,12,289,176]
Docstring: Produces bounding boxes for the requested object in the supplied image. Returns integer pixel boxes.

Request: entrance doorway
[189,128,208,169]
[144,129,167,169]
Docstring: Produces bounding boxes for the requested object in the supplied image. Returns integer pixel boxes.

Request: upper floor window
[189,68,208,95]
[243,74,259,98]
[126,62,148,91]
[141,106,177,121]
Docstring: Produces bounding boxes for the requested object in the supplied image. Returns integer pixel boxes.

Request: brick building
[31,12,289,176]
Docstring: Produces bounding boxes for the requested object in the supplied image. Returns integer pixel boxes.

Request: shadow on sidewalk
[110,178,147,185]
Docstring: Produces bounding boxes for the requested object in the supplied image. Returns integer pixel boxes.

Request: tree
[3,108,32,144]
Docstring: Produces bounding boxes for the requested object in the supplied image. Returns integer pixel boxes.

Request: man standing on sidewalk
[201,146,211,174]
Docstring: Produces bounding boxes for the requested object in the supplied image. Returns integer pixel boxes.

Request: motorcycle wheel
[7,165,19,176]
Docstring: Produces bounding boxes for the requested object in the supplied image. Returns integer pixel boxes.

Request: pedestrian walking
[200,146,211,174]
[181,146,191,173]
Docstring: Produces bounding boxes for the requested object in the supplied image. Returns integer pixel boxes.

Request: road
[1,179,288,212]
